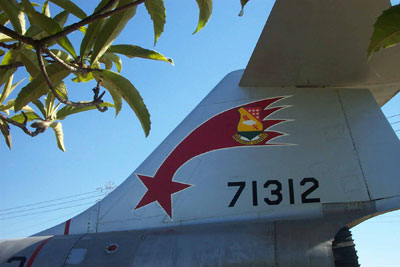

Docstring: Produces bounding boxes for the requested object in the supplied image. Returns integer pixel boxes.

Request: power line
[0,190,101,212]
[365,221,400,223]
[390,121,400,125]
[0,193,105,216]
[1,208,88,236]
[0,201,97,220]
[386,113,400,119]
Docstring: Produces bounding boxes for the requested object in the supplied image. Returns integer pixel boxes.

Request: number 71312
[228,177,320,207]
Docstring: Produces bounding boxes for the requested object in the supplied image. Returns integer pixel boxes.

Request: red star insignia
[135,174,191,218]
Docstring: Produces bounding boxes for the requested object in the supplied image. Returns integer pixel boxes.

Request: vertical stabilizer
[35,0,400,237]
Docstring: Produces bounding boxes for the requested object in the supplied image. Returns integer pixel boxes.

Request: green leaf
[54,81,68,100]
[0,74,21,104]
[0,74,13,104]
[1,50,16,65]
[1,78,24,104]
[239,0,249,16]
[14,64,70,111]
[56,102,114,120]
[368,5,400,58]
[0,100,15,112]
[99,54,113,70]
[108,44,173,65]
[53,10,69,27]
[25,24,44,38]
[144,0,166,45]
[90,0,137,65]
[94,75,122,116]
[18,48,41,77]
[0,50,18,88]
[193,0,212,34]
[79,19,105,59]
[0,49,4,57]
[104,52,122,72]
[0,69,15,89]
[45,92,55,118]
[42,0,50,17]
[26,11,69,40]
[0,12,9,26]
[50,121,65,152]
[10,111,41,123]
[0,0,26,34]
[0,119,11,149]
[21,0,77,58]
[49,49,74,63]
[79,0,117,59]
[78,26,86,34]
[71,72,94,83]
[32,99,46,118]
[49,0,87,19]
[93,70,150,135]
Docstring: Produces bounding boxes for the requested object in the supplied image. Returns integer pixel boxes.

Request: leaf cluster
[369,4,400,59]
[0,0,244,151]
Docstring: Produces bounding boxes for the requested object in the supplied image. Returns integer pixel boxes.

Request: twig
[0,0,145,48]
[0,62,24,70]
[43,48,79,72]
[43,48,95,74]
[93,80,108,112]
[21,111,28,125]
[41,0,146,45]
[0,25,36,46]
[0,42,19,49]
[35,47,107,111]
[0,113,45,137]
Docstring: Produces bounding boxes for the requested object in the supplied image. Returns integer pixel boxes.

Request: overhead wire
[0,208,89,236]
[0,189,102,212]
[0,193,106,216]
[386,113,400,119]
[0,201,98,220]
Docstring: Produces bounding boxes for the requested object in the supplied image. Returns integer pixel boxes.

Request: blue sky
[0,1,399,266]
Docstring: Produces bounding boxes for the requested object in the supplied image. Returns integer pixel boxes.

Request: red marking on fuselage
[26,237,52,267]
[64,219,71,235]
[135,97,288,218]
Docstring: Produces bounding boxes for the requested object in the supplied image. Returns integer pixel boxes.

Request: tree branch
[41,0,146,45]
[0,62,24,70]
[92,80,108,112]
[0,113,45,137]
[44,48,97,74]
[0,42,19,50]
[35,47,107,111]
[43,48,79,72]
[0,25,36,45]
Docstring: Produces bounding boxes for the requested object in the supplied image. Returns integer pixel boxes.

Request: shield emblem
[233,107,269,145]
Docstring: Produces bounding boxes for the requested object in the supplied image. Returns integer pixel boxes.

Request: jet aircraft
[1,0,400,266]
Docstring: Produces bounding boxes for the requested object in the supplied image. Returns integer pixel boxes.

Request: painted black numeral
[288,179,295,204]
[300,177,320,203]
[264,180,282,205]
[228,182,246,207]
[7,256,26,267]
[252,181,258,206]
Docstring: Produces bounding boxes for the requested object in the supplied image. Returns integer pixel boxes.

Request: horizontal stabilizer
[240,0,400,106]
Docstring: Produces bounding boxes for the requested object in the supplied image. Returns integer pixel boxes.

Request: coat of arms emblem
[233,107,269,145]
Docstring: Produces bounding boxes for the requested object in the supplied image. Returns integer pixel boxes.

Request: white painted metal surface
[37,69,400,236]
[1,0,399,266]
[240,0,400,106]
